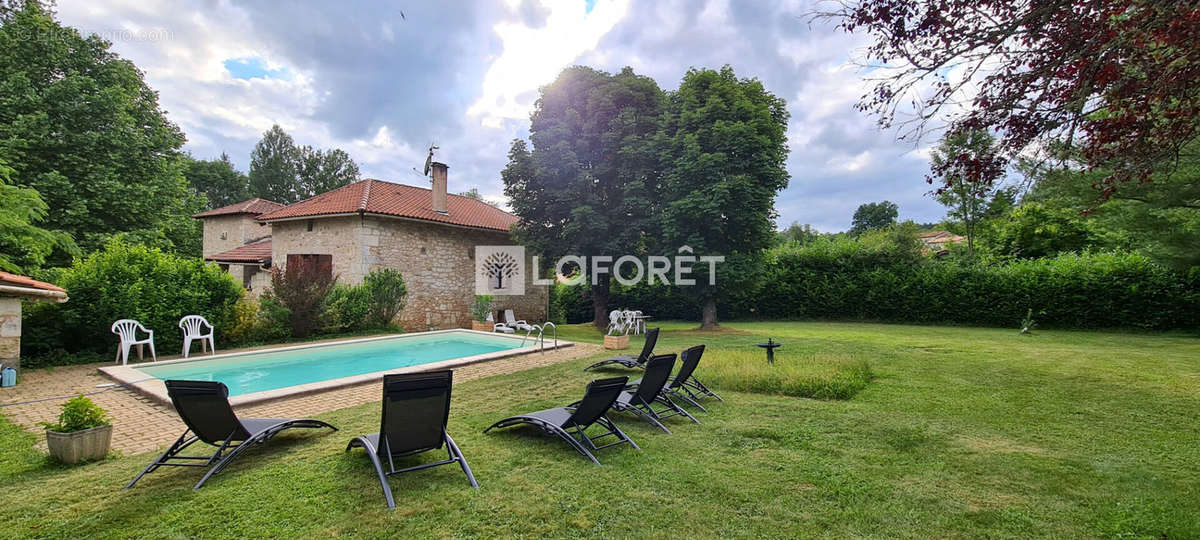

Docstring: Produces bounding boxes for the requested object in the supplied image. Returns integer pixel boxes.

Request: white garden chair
[623,310,640,335]
[179,315,216,358]
[489,312,514,334]
[629,310,645,335]
[111,319,156,366]
[503,309,535,333]
[606,310,626,336]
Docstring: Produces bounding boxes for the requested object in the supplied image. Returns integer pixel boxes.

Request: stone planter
[604,334,630,350]
[471,321,494,332]
[46,425,112,464]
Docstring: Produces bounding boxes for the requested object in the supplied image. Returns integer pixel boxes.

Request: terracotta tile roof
[255,179,517,232]
[0,271,66,293]
[205,239,272,264]
[193,198,286,218]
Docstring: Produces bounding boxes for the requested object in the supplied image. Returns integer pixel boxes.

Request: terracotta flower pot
[471,321,494,332]
[46,424,112,464]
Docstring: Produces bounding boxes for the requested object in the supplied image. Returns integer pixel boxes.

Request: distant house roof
[917,231,965,250]
[255,179,517,232]
[193,198,286,218]
[205,238,272,264]
[0,271,67,302]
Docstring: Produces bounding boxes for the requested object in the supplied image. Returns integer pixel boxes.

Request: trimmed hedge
[554,239,1200,330]
[21,240,242,363]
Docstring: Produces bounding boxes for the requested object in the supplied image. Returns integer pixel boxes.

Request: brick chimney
[431,161,448,215]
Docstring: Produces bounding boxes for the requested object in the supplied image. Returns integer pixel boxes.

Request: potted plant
[40,395,112,464]
[470,295,495,332]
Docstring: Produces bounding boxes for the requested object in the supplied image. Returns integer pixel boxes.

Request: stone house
[195,162,547,330]
[0,271,68,376]
[195,198,282,293]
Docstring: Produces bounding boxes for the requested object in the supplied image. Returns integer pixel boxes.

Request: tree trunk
[591,277,610,330]
[700,297,718,330]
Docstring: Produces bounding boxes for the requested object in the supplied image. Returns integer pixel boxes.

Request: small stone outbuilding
[0,271,68,377]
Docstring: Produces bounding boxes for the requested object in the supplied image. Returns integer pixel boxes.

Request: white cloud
[54,0,953,232]
[467,0,630,128]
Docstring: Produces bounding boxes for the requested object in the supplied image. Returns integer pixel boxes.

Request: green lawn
[2,321,1198,538]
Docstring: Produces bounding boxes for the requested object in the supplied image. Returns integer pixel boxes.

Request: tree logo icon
[476,246,525,295]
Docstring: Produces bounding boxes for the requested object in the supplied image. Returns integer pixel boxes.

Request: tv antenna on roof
[422,142,439,177]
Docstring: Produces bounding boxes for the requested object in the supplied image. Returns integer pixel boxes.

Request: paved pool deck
[0,339,601,456]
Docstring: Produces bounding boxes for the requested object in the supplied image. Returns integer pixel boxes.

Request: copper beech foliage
[821,0,1200,198]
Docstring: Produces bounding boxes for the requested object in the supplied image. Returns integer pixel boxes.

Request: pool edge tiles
[99,329,573,408]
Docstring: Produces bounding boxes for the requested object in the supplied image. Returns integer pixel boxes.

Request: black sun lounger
[640,344,722,412]
[600,353,699,433]
[125,380,337,491]
[584,328,659,371]
[346,370,478,509]
[484,376,638,465]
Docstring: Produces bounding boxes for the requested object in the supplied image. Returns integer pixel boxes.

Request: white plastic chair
[622,310,640,335]
[503,309,534,332]
[179,315,215,358]
[111,319,156,366]
[605,310,626,336]
[630,310,645,335]
[489,312,514,334]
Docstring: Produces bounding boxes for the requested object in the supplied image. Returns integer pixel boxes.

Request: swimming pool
[100,330,569,406]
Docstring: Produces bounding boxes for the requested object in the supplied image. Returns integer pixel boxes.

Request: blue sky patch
[584,0,597,14]
[224,57,289,80]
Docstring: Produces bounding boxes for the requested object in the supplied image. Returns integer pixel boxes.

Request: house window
[219,264,230,273]
[306,219,315,232]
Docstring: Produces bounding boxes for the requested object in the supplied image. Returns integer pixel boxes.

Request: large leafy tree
[0,157,76,272]
[185,152,250,209]
[930,130,1008,258]
[822,0,1200,199]
[503,66,663,328]
[248,124,360,204]
[1022,141,1200,269]
[657,66,790,329]
[248,125,300,204]
[0,2,204,255]
[297,146,359,198]
[850,201,898,234]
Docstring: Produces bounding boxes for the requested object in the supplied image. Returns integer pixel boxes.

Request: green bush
[21,240,242,359]
[322,284,372,333]
[471,295,494,323]
[38,395,110,433]
[264,259,335,338]
[554,234,1199,330]
[362,268,408,327]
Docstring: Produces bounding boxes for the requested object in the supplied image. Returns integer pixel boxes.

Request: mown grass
[1,321,1198,538]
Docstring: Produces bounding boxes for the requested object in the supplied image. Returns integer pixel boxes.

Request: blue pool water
[136,331,525,396]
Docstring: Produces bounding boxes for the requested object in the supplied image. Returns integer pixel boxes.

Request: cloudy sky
[57,0,947,232]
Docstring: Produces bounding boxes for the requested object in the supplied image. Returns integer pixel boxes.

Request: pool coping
[99,329,573,408]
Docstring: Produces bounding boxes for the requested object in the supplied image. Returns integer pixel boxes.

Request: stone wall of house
[0,297,21,374]
[270,216,363,282]
[221,263,271,297]
[269,214,549,331]
[359,216,548,331]
[201,214,270,257]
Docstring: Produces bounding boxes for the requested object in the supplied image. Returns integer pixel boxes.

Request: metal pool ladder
[520,322,557,353]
